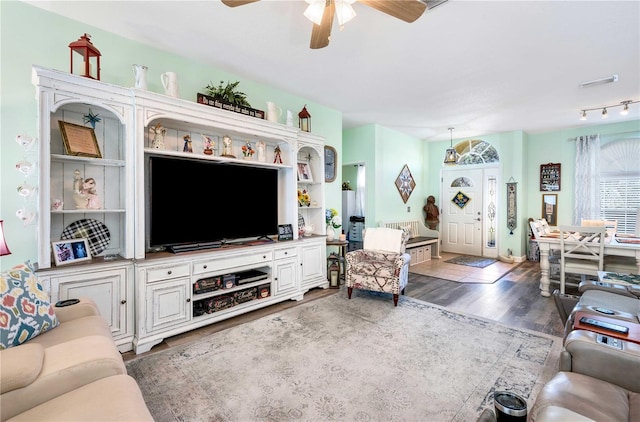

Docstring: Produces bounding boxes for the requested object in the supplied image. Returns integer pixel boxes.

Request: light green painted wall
[349,123,639,258]
[342,125,376,224]
[524,121,640,227]
[0,1,342,270]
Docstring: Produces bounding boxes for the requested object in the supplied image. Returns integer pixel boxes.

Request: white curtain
[574,134,601,224]
[355,164,365,216]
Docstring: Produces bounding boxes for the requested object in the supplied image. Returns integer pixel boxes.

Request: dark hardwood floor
[123,259,571,362]
[406,260,575,337]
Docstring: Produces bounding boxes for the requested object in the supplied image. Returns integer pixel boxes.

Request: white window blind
[600,177,640,234]
[598,137,640,234]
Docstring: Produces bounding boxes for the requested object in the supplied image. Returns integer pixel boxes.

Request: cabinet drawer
[274,247,297,260]
[146,264,190,283]
[193,251,273,275]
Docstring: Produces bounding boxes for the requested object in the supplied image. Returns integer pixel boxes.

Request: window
[599,138,640,234]
[455,140,499,165]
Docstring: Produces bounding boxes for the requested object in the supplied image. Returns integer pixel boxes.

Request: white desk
[535,235,640,297]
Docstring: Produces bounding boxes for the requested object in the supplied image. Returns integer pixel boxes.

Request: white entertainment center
[32,66,328,354]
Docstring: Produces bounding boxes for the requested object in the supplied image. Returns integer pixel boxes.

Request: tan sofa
[0,298,152,421]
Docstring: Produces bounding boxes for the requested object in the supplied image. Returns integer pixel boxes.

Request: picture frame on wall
[540,163,561,191]
[542,194,558,226]
[297,161,313,182]
[52,238,92,266]
[58,121,102,158]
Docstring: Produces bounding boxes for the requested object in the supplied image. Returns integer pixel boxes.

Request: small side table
[326,239,348,281]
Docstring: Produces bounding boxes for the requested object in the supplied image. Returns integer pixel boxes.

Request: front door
[441,168,484,256]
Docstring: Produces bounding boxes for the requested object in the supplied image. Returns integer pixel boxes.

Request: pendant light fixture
[444,127,458,164]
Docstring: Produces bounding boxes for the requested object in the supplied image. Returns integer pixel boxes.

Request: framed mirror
[324,146,337,183]
[542,194,558,226]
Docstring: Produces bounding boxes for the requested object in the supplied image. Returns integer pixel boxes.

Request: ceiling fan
[221,0,435,49]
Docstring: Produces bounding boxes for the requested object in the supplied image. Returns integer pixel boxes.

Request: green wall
[0,1,342,270]
[346,122,640,259]
[2,2,639,270]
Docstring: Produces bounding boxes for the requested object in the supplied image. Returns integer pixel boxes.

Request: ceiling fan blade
[221,0,260,7]
[357,0,427,23]
[310,1,335,49]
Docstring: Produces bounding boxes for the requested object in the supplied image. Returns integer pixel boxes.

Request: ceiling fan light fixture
[304,0,325,25]
[602,108,608,119]
[335,0,357,26]
[580,110,587,120]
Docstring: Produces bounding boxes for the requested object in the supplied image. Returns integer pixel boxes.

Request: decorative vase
[326,225,335,241]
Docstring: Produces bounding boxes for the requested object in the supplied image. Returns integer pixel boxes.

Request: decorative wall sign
[452,191,470,209]
[540,163,561,191]
[506,179,517,234]
[58,121,101,158]
[395,164,415,203]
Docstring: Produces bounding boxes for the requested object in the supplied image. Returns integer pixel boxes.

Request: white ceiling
[25,0,640,141]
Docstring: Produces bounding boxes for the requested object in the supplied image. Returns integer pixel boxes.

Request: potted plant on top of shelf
[204,80,251,106]
[197,81,266,119]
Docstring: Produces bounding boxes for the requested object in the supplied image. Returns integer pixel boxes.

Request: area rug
[446,255,497,268]
[126,293,561,421]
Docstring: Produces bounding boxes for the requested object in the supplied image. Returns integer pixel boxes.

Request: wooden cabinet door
[146,278,191,332]
[51,266,133,341]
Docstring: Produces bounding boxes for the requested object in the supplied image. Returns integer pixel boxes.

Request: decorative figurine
[256,141,266,162]
[273,145,283,164]
[221,135,235,158]
[423,195,439,230]
[83,109,101,129]
[150,123,165,149]
[202,135,214,155]
[183,135,192,153]
[241,142,255,160]
[73,169,102,209]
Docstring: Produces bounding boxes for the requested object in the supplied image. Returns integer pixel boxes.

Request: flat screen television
[147,155,279,252]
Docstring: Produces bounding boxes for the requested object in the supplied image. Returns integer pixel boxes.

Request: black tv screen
[147,156,279,250]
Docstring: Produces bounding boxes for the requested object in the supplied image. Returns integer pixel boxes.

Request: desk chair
[559,225,606,294]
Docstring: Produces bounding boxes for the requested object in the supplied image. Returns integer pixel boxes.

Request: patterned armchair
[345,227,411,306]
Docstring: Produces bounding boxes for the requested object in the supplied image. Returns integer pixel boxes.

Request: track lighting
[578,99,639,121]
[620,100,631,116]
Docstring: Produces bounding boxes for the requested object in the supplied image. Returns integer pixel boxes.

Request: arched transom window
[454,140,500,165]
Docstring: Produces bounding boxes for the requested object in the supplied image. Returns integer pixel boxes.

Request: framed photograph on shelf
[297,161,313,182]
[542,194,558,226]
[52,238,92,266]
[540,163,561,191]
[58,121,102,158]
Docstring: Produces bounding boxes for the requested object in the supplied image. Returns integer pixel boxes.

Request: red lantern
[69,33,101,80]
[298,105,311,133]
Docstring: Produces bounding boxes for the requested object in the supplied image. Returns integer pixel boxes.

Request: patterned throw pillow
[400,225,413,239]
[0,261,59,349]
